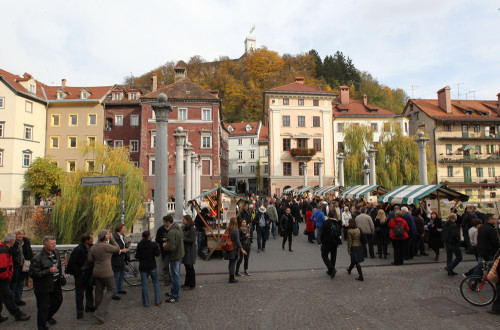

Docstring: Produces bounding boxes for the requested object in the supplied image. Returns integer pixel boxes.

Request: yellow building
[0,70,48,207]
[258,125,269,195]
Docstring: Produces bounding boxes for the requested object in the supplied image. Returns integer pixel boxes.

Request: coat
[182,226,197,266]
[224,229,241,260]
[66,243,92,276]
[88,238,120,278]
[280,213,294,233]
[164,223,185,261]
[374,218,390,242]
[347,228,362,254]
[477,222,500,258]
[355,213,375,235]
[29,248,63,293]
[305,210,314,232]
[428,218,444,250]
[155,224,169,258]
[442,221,460,246]
[135,239,160,272]
[388,217,409,240]
[0,242,13,281]
[111,232,127,272]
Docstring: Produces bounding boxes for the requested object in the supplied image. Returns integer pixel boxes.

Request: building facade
[403,86,500,202]
[258,125,269,196]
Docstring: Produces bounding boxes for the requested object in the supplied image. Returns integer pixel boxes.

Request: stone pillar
[415,131,430,185]
[191,154,197,198]
[174,127,186,222]
[362,161,370,200]
[151,93,172,233]
[367,145,377,186]
[303,162,308,186]
[318,158,324,187]
[197,162,202,194]
[184,143,193,205]
[337,153,345,186]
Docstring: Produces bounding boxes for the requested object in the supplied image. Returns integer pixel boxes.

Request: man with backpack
[388,210,409,265]
[320,210,342,278]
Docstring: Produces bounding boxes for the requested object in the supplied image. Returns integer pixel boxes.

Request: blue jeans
[445,244,463,272]
[9,271,26,303]
[169,259,182,301]
[316,227,322,245]
[197,231,206,258]
[257,226,267,250]
[271,220,277,238]
[140,268,161,306]
[113,269,125,296]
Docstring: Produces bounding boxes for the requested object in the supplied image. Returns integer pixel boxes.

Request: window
[283,162,291,176]
[25,101,32,113]
[88,114,96,126]
[476,167,484,178]
[151,131,156,148]
[238,138,243,145]
[178,108,187,120]
[475,145,482,154]
[282,115,290,127]
[313,138,322,151]
[444,124,452,132]
[447,166,453,177]
[202,108,211,121]
[51,114,60,126]
[87,136,96,146]
[297,138,307,148]
[105,139,112,147]
[130,140,139,152]
[113,93,121,101]
[314,162,320,176]
[250,138,255,145]
[0,149,3,166]
[405,122,408,133]
[283,98,289,105]
[337,123,344,132]
[298,116,305,127]
[114,140,123,148]
[130,115,139,126]
[68,136,77,148]
[50,136,59,148]
[313,116,320,127]
[67,160,76,172]
[81,91,88,99]
[313,100,319,107]
[115,115,123,126]
[465,189,472,197]
[415,112,419,120]
[57,92,64,99]
[486,145,490,154]
[129,93,137,100]
[132,161,139,167]
[283,138,291,151]
[69,115,78,126]
[446,144,452,155]
[264,165,269,173]
[24,125,32,140]
[480,190,486,200]
[29,83,36,93]
[250,150,255,159]
[202,135,212,148]
[250,165,255,173]
[149,158,155,175]
[371,123,378,132]
[22,151,32,167]
[265,148,269,157]
[489,167,496,177]
[474,125,480,133]
[299,163,304,176]
[0,122,3,137]
[86,160,95,172]
[298,99,304,106]
[238,166,243,174]
[238,151,243,160]
[0,97,4,108]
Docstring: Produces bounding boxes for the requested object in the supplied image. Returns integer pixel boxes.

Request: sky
[2,0,499,100]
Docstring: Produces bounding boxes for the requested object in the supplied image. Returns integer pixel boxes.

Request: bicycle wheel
[460,275,496,306]
[124,259,142,286]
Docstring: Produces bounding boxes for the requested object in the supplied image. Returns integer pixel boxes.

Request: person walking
[0,233,30,323]
[341,206,352,241]
[65,233,94,319]
[305,204,315,243]
[401,206,417,260]
[442,213,462,276]
[225,217,246,283]
[194,207,210,258]
[155,217,172,286]
[427,212,443,261]
[281,208,295,252]
[162,215,184,303]
[355,207,375,258]
[135,230,161,307]
[236,219,251,276]
[29,236,63,329]
[255,206,270,253]
[9,229,33,306]
[388,210,410,265]
[267,202,279,239]
[471,214,500,278]
[182,215,197,291]
[88,229,120,323]
[374,209,390,259]
[111,224,129,300]
[346,219,364,281]
[320,210,342,278]
[311,206,325,246]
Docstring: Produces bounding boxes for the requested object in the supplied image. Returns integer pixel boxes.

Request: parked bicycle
[460,260,497,306]
[123,259,141,286]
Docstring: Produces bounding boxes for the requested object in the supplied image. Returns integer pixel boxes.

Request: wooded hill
[127,48,409,123]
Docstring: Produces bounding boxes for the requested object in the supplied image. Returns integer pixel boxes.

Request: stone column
[415,131,430,185]
[191,154,197,198]
[197,162,202,194]
[337,153,345,186]
[184,143,193,205]
[174,127,186,222]
[151,93,172,233]
[367,145,377,186]
[303,162,308,186]
[362,161,370,185]
[318,158,324,187]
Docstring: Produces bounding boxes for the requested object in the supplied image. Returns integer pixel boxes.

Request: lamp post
[367,145,377,186]
[191,153,197,198]
[174,127,186,222]
[318,157,324,188]
[303,162,308,186]
[337,152,345,186]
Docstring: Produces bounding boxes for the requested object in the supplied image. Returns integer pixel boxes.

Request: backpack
[330,220,342,245]
[220,231,234,252]
[394,220,405,238]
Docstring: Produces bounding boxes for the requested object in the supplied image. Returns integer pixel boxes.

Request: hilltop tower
[245,37,256,54]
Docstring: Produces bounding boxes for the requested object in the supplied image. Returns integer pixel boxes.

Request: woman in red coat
[305,204,315,243]
[387,210,409,266]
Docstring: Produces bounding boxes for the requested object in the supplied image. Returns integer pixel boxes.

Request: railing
[439,154,500,163]
[143,201,175,217]
[439,176,499,184]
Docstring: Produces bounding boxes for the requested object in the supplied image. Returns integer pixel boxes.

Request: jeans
[183,264,196,288]
[9,270,26,303]
[362,234,375,258]
[74,270,94,314]
[34,282,63,329]
[94,276,115,316]
[257,226,267,250]
[0,279,21,318]
[236,249,250,273]
[270,220,277,238]
[113,269,125,296]
[169,259,182,301]
[472,255,493,277]
[197,231,207,258]
[445,244,463,272]
[162,255,171,285]
[140,268,161,306]
[321,245,338,272]
[316,227,322,245]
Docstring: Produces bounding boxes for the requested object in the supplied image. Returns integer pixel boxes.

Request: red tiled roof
[0,69,46,100]
[259,125,268,141]
[267,82,333,94]
[411,99,500,122]
[225,122,259,135]
[333,97,397,116]
[143,78,218,100]
[44,85,112,100]
[104,85,151,105]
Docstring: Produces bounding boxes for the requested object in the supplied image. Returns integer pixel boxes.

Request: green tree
[24,157,63,198]
[51,143,145,243]
[343,124,374,186]
[355,72,409,114]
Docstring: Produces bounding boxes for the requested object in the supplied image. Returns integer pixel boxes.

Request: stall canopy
[378,184,469,205]
[338,185,387,199]
[313,185,341,196]
[294,185,315,195]
[189,186,248,202]
[283,186,300,194]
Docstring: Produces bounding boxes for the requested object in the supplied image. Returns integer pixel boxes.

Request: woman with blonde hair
[225,217,246,283]
[374,209,390,259]
[9,229,33,306]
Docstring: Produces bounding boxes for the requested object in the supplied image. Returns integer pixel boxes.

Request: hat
[97,229,108,241]
[259,206,266,213]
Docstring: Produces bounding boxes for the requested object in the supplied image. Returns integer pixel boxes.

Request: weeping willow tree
[343,124,374,186]
[52,143,145,243]
[376,123,436,190]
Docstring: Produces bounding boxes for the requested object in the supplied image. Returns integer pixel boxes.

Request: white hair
[401,206,409,213]
[3,233,16,243]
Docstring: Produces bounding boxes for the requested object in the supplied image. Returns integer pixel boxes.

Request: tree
[51,143,146,243]
[355,72,409,114]
[243,47,284,90]
[24,157,63,198]
[343,124,374,186]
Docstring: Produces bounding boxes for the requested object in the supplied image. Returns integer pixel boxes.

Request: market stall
[338,185,389,203]
[283,185,301,195]
[312,185,342,197]
[294,185,316,196]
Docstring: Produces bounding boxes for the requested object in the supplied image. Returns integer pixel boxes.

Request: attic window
[186,91,190,95]
[341,109,348,113]
[112,93,121,101]
[227,125,234,133]
[245,124,252,132]
[29,83,36,93]
[81,91,88,99]
[465,111,472,115]
[57,92,64,100]
[129,93,137,100]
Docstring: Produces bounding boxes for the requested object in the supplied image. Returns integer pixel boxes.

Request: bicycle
[460,260,497,306]
[123,259,141,286]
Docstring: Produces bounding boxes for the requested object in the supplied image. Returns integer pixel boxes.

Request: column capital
[367,145,377,155]
[151,102,173,122]
[337,152,346,160]
[414,130,430,146]
[173,127,186,146]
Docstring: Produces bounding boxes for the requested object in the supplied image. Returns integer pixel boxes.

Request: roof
[142,78,219,100]
[266,81,335,95]
[313,185,342,196]
[410,99,500,122]
[338,185,389,199]
[103,84,151,105]
[225,122,259,135]
[44,85,112,101]
[259,125,268,141]
[333,97,399,117]
[0,69,46,101]
[189,186,248,202]
[378,185,469,205]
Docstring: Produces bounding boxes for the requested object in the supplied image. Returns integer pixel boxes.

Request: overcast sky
[2,0,499,100]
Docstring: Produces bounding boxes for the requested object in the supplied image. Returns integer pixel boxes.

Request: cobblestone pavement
[3,232,497,329]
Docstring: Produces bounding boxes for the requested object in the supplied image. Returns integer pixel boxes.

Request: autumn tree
[355,72,409,114]
[51,143,145,243]
[243,47,284,90]
[343,124,374,186]
[24,157,63,198]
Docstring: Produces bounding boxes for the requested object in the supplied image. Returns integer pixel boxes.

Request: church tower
[244,37,256,54]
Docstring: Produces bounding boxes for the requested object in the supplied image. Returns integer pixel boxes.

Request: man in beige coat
[355,207,375,259]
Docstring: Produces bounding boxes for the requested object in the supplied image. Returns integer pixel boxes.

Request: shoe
[448,271,458,276]
[229,276,238,283]
[47,318,57,325]
[327,270,332,275]
[244,271,250,276]
[165,292,172,297]
[155,301,162,306]
[93,313,105,323]
[330,270,337,279]
[118,290,127,294]
[112,295,121,300]
[273,236,276,239]
[183,287,194,291]
[85,307,95,313]
[166,298,178,303]
[236,271,242,276]
[289,249,293,252]
[77,313,83,319]
[355,276,364,281]
[257,249,261,253]
[346,267,352,275]
[15,313,30,321]
[262,248,265,252]
[486,309,500,315]
[463,273,470,278]
[0,316,8,322]
[15,300,26,306]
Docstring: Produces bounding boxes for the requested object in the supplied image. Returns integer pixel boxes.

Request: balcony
[439,176,500,187]
[290,148,316,161]
[439,153,500,163]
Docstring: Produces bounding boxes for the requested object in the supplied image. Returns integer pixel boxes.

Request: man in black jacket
[281,208,295,252]
[320,211,342,278]
[461,206,475,253]
[475,214,500,273]
[66,233,94,319]
[442,213,462,276]
[29,236,63,330]
[111,224,129,300]
[155,217,171,286]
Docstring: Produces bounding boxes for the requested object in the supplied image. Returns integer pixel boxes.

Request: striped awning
[338,185,380,199]
[294,185,315,195]
[378,185,469,205]
[283,185,300,194]
[313,185,341,196]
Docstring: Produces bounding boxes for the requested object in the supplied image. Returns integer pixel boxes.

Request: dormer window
[113,93,122,101]
[129,93,137,100]
[245,124,252,132]
[81,91,88,99]
[227,125,234,133]
[57,92,64,99]
[29,83,36,93]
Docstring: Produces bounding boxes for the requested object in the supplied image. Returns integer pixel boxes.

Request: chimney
[174,66,187,82]
[295,76,304,84]
[61,79,66,88]
[363,94,367,105]
[437,86,452,114]
[339,86,350,104]
[151,74,157,92]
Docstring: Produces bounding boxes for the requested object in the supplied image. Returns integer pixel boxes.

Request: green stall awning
[338,185,381,199]
[283,185,300,194]
[189,186,248,202]
[313,185,341,196]
[378,185,469,205]
[294,185,315,195]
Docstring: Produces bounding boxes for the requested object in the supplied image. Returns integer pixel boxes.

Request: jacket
[10,237,33,268]
[403,212,417,237]
[280,213,294,233]
[224,229,241,260]
[442,221,460,246]
[29,248,62,293]
[305,210,314,232]
[155,224,169,258]
[66,243,93,276]
[135,239,160,272]
[255,211,270,229]
[347,228,362,254]
[0,242,13,281]
[320,218,341,248]
[311,209,325,228]
[477,222,500,258]
[111,232,128,272]
[239,227,251,251]
[164,223,185,261]
[355,213,375,235]
[388,217,410,240]
[267,205,278,222]
[88,238,120,278]
[182,226,197,266]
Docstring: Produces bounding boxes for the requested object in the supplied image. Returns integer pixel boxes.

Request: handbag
[487,256,500,284]
[359,228,367,245]
[60,275,67,287]
[22,260,31,272]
